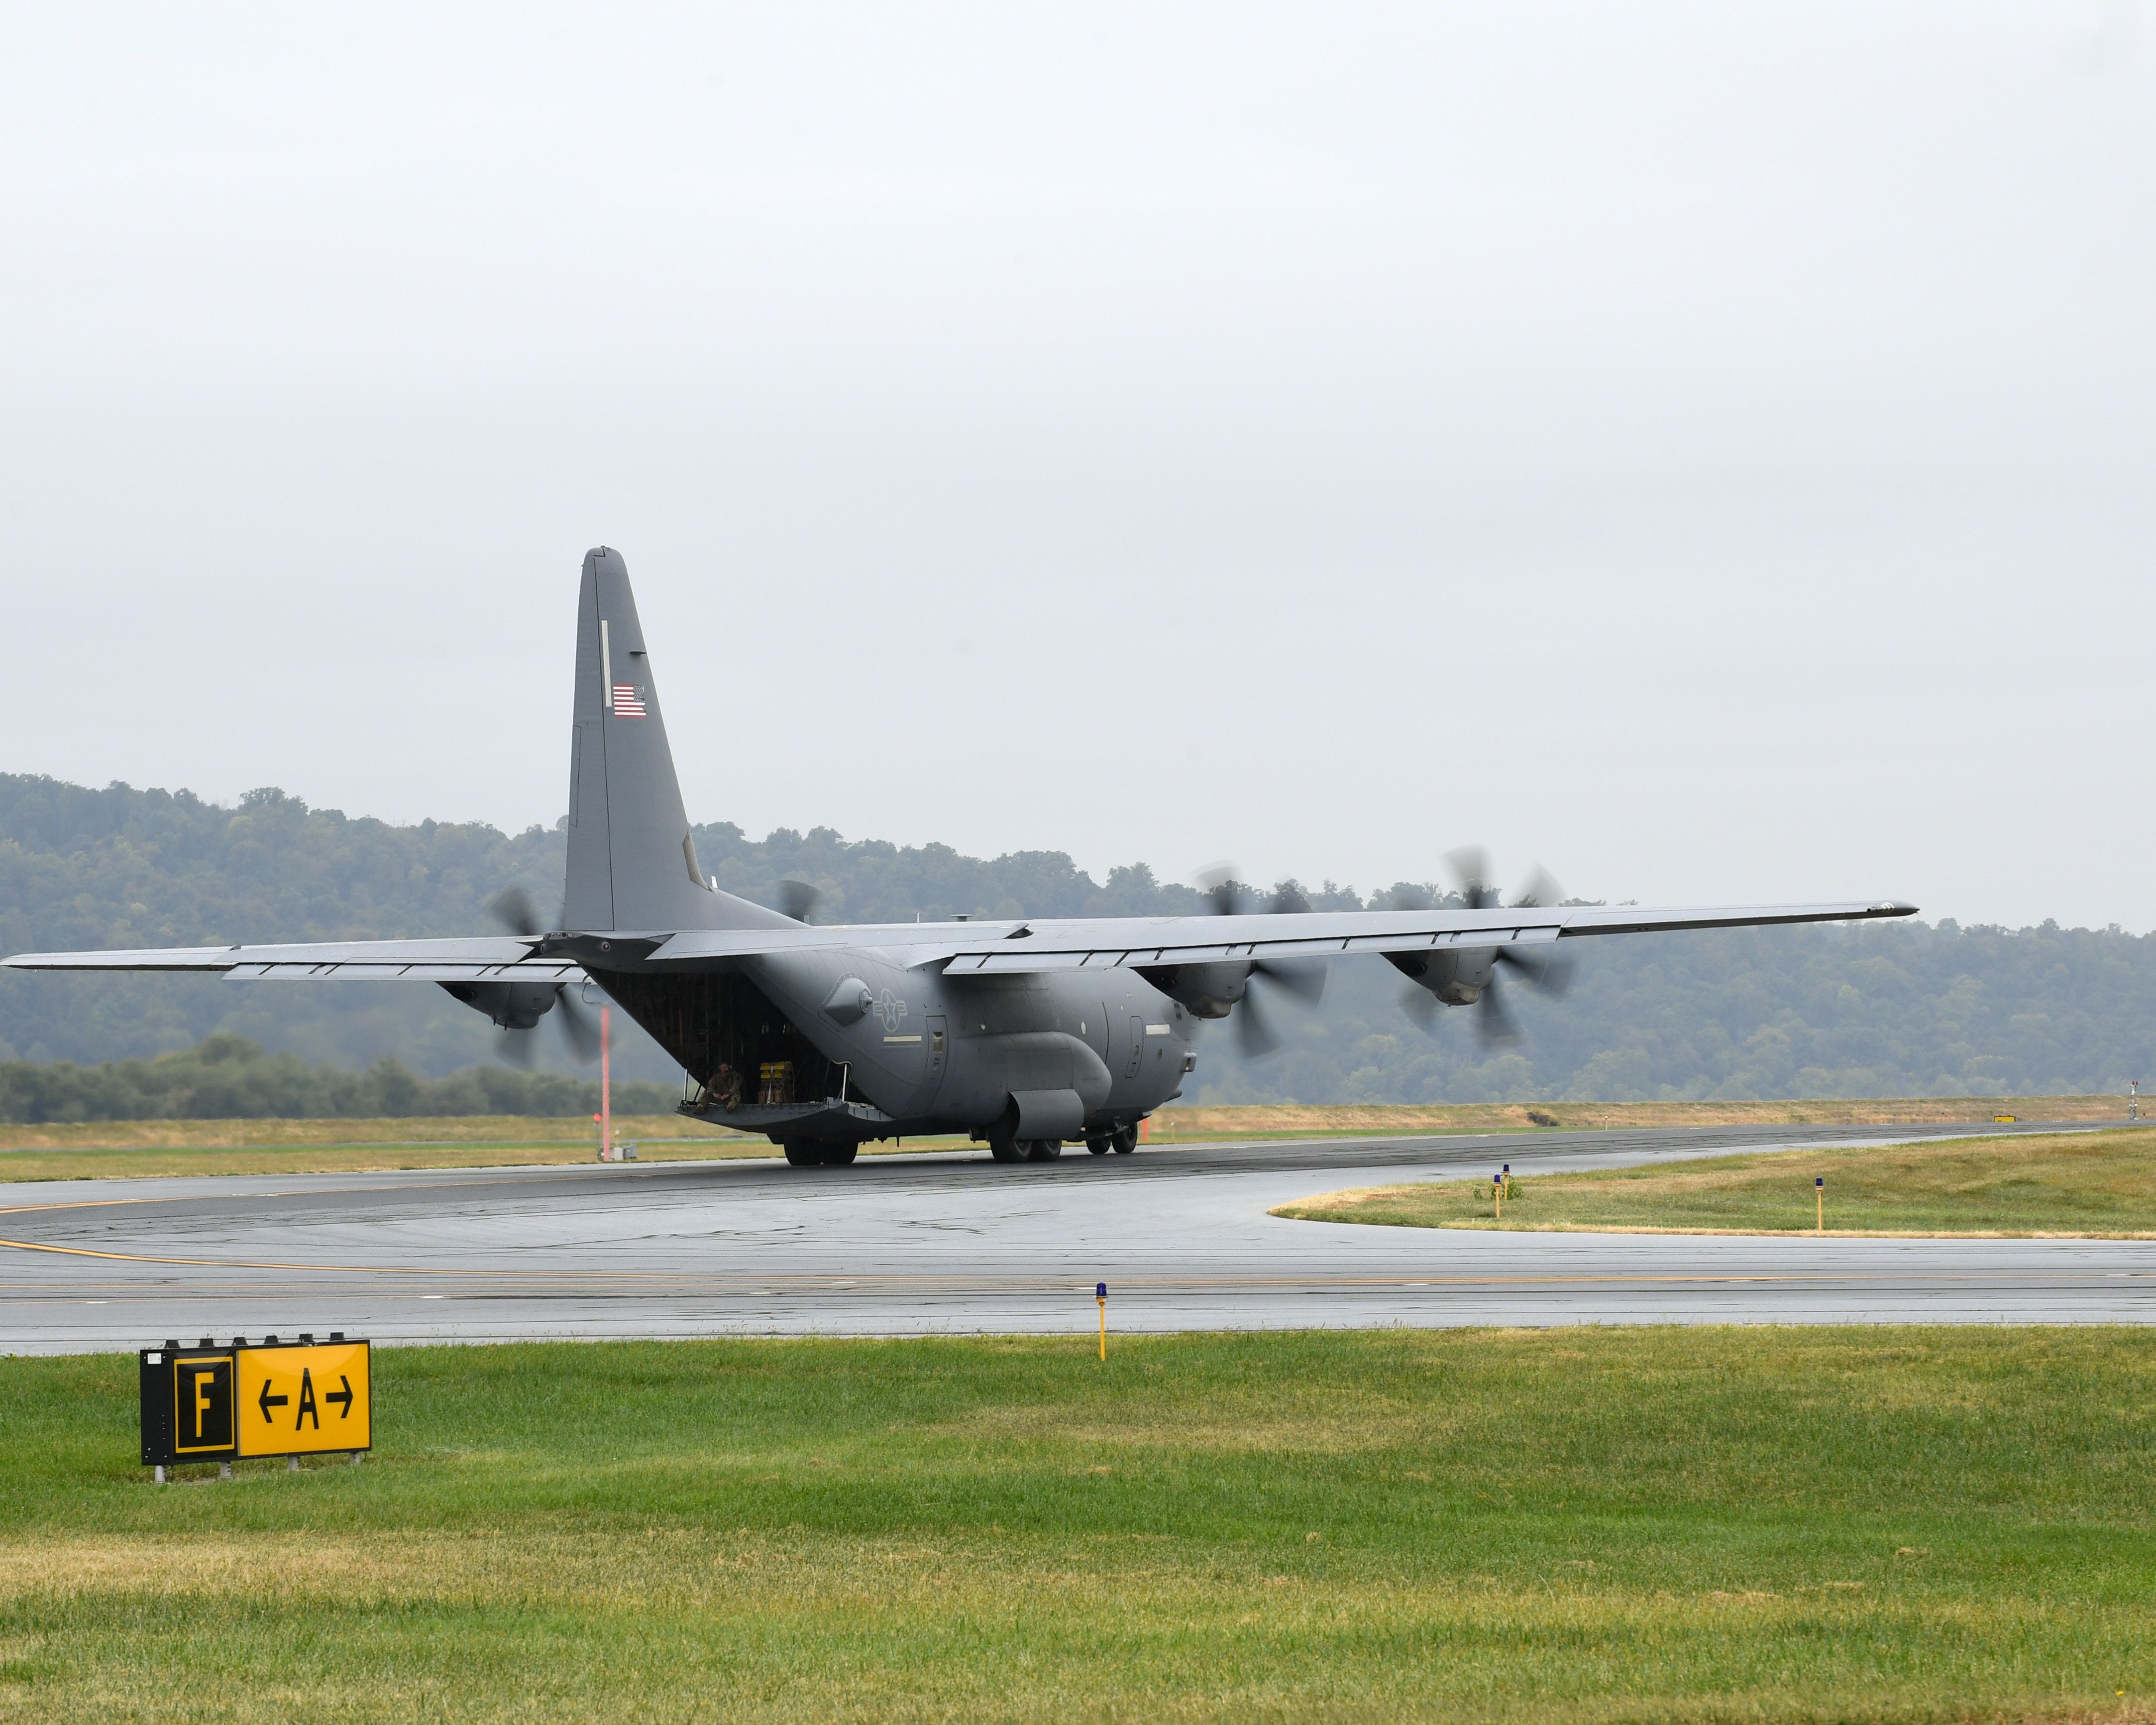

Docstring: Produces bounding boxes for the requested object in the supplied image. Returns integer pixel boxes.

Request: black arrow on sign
[257,1380,289,1422]
[327,1376,354,1419]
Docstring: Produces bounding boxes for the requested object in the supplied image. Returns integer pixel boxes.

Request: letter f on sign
[194,1371,215,1440]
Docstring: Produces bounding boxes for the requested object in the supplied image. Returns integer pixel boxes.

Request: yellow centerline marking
[0,1238,490,1274]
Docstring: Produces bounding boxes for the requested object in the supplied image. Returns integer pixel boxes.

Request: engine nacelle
[1134,961,1250,1020]
[436,978,559,1030]
[1388,948,1498,1008]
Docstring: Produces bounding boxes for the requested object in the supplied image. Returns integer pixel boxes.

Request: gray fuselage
[731,949,1194,1138]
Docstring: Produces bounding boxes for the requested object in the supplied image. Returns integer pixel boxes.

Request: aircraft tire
[1025,1139,1063,1161]
[781,1141,819,1167]
[820,1142,859,1167]
[1111,1126,1139,1155]
[1085,1137,1111,1155]
[987,1136,1025,1163]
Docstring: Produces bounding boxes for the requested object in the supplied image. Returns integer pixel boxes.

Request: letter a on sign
[234,1341,372,1458]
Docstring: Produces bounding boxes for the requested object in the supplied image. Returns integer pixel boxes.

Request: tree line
[2,772,2152,1104]
[0,1032,679,1124]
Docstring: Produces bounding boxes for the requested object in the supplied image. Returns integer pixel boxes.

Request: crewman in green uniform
[711,1062,743,1112]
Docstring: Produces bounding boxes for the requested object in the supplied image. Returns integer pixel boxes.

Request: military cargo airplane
[1,549,1918,1166]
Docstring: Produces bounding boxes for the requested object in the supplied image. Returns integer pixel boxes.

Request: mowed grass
[0,1120,975,1181]
[1274,1126,2156,1238]
[3,1331,2156,1722]
[0,1099,2127,1182]
[0,1136,757,1183]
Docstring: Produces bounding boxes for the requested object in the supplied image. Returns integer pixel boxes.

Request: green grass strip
[1274,1126,2156,1237]
[3,1329,2156,1720]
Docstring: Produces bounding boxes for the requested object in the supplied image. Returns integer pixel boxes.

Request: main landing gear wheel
[1085,1137,1111,1156]
[1025,1139,1063,1161]
[1111,1126,1139,1154]
[988,1136,1025,1163]
[820,1142,859,1167]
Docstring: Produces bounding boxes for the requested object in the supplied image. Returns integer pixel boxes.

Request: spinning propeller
[1396,849,1576,1047]
[777,879,821,923]
[1197,867,1328,1059]
[485,889,602,1063]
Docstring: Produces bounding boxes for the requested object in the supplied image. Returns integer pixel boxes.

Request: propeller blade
[1234,987,1283,1058]
[498,1027,538,1067]
[1399,983,1440,1035]
[487,888,543,939]
[1196,864,1244,917]
[1511,866,1566,911]
[777,879,821,923]
[1253,955,1327,1006]
[553,985,602,1061]
[1475,977,1521,1047]
[1495,944,1577,997]
[1445,846,1500,911]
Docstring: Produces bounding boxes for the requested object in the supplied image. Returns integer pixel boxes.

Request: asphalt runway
[3,1120,2151,1353]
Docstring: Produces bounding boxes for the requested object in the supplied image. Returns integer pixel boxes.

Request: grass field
[1274,1126,2156,1237]
[0,1097,2129,1183]
[1155,1095,2127,1140]
[0,1119,768,1183]
[0,1113,743,1152]
[2,1329,2154,1722]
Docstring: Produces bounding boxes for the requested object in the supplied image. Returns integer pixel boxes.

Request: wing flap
[940,921,1566,975]
[225,959,587,983]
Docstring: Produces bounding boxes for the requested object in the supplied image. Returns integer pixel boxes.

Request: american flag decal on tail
[611,684,647,718]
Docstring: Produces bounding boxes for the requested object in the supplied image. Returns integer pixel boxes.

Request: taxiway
[3,1120,2150,1352]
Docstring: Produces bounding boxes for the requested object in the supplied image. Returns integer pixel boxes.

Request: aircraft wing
[643,897,1919,973]
[927,898,1918,974]
[0,936,584,984]
[2,900,1916,982]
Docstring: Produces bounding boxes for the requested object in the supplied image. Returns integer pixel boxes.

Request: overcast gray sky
[3,3,2150,929]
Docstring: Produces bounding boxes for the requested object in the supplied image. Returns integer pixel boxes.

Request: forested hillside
[0,1033,679,1124]
[2,773,2152,1107]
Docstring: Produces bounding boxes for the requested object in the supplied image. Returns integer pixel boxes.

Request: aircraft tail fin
[562,548,790,934]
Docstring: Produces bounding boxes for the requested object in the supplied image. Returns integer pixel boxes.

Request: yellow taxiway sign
[235,1339,371,1457]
